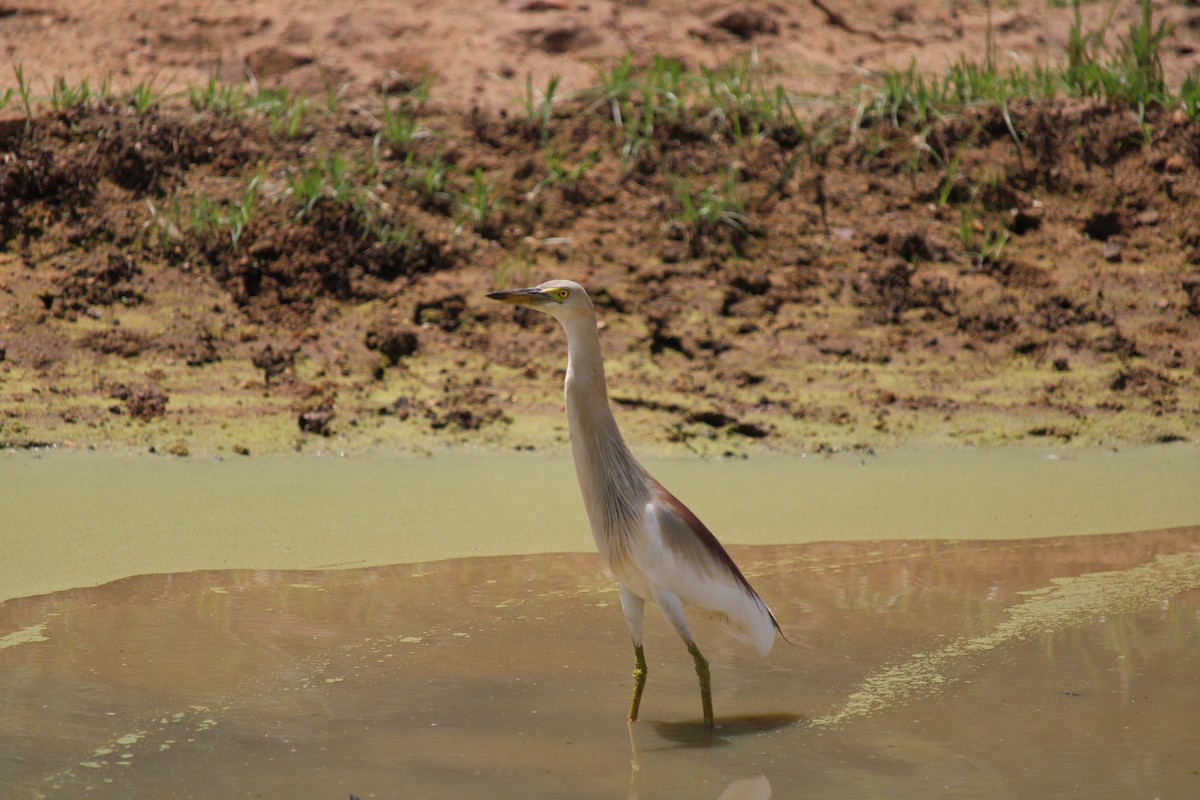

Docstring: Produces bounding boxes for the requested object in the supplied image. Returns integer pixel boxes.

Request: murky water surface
[2,449,1199,798]
[2,532,1197,798]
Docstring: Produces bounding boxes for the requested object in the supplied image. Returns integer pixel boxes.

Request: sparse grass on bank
[5,0,1195,270]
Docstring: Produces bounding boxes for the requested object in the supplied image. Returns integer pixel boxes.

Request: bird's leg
[628,643,648,722]
[649,586,714,728]
[619,585,647,722]
[687,642,714,728]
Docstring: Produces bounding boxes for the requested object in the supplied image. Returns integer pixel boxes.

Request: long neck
[560,314,648,563]
[562,314,616,437]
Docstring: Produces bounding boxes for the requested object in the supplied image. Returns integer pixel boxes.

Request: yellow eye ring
[552,288,569,302]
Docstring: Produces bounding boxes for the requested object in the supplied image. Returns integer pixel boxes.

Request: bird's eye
[554,288,570,301]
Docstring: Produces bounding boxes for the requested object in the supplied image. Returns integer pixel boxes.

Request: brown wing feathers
[649,478,783,635]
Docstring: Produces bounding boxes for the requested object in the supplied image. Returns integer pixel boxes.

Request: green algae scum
[1,447,1198,797]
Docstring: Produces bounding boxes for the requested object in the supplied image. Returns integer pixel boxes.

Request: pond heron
[488,279,780,728]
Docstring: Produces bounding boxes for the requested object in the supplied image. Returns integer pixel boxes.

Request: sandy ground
[10,0,1200,108]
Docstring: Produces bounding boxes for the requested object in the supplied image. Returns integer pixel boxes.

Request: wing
[634,477,779,657]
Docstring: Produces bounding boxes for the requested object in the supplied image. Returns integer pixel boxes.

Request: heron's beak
[486,287,548,307]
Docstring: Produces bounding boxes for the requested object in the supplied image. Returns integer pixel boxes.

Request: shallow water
[2,529,1199,799]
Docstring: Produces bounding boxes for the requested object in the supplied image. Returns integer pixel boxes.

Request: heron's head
[486,279,594,322]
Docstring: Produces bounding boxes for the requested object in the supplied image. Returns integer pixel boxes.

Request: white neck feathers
[558,312,648,565]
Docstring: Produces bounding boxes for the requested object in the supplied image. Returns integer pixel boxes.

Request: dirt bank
[1,1,1198,456]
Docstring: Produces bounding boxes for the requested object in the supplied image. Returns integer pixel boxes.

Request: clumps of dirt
[428,405,502,431]
[1110,366,1175,400]
[109,384,168,420]
[252,343,298,385]
[429,375,509,431]
[380,373,509,433]
[80,328,146,358]
[0,104,251,245]
[870,224,954,265]
[212,205,452,324]
[703,5,781,40]
[413,294,468,332]
[1034,292,1112,332]
[49,253,144,316]
[1003,99,1143,187]
[364,323,419,366]
[381,396,502,432]
[852,260,956,324]
[1182,274,1200,316]
[166,328,224,367]
[719,270,796,318]
[0,139,95,243]
[686,408,771,439]
[1081,210,1122,241]
[514,15,598,54]
[646,308,694,359]
[83,105,248,194]
[296,383,338,434]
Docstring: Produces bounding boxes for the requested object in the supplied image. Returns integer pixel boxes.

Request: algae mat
[3,445,1200,603]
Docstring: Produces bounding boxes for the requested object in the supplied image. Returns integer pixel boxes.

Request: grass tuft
[188,75,248,118]
[865,0,1185,133]
[673,170,753,242]
[457,169,505,238]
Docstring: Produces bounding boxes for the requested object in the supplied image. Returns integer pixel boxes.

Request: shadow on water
[651,714,807,749]
[1,527,1199,799]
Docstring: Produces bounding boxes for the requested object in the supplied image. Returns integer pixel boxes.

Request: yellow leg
[628,644,648,721]
[687,643,714,728]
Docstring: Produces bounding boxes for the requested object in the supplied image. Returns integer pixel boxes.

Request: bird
[487,279,780,728]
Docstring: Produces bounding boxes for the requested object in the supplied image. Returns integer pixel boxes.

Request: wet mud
[2,528,1198,799]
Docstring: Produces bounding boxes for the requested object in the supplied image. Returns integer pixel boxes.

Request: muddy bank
[2,91,1198,456]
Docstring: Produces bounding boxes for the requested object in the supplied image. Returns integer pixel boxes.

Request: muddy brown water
[2,448,1199,798]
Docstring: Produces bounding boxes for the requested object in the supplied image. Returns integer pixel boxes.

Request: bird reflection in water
[626,713,801,798]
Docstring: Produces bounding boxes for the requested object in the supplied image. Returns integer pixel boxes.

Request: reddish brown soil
[6,0,1200,109]
[1,1,1199,455]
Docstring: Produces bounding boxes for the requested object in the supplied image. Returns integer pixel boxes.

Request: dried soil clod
[298,406,335,435]
[252,344,297,385]
[516,17,594,53]
[1083,211,1123,241]
[705,5,781,39]
[243,45,313,78]
[1181,275,1200,317]
[365,326,420,365]
[109,385,169,421]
